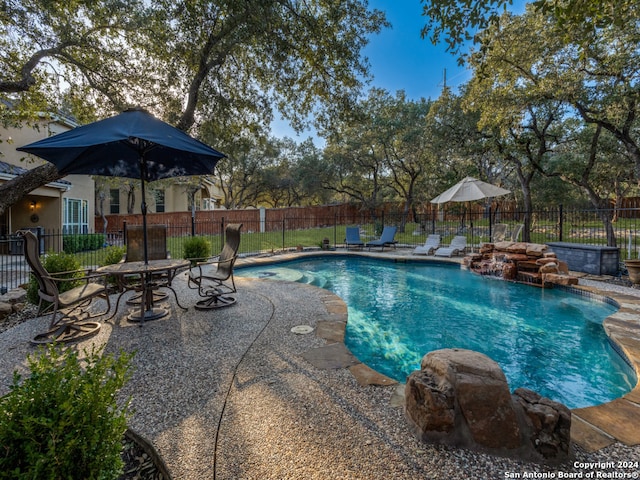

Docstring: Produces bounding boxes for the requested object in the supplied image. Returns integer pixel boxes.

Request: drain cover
[291,325,314,334]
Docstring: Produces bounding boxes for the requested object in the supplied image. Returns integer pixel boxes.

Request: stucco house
[2,108,225,251]
[103,175,224,216]
[1,111,96,252]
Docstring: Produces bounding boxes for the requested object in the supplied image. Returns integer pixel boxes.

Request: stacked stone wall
[463,241,578,287]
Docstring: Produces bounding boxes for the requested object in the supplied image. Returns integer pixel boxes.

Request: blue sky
[271,1,471,142]
[362,0,471,101]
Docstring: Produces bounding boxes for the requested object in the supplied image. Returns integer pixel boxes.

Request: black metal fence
[2,205,640,292]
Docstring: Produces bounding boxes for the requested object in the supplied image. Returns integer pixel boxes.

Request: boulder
[535,257,558,266]
[542,273,578,286]
[0,288,27,304]
[479,244,494,254]
[538,263,559,274]
[405,349,572,464]
[557,261,569,274]
[506,242,529,254]
[0,302,13,320]
[493,241,514,251]
[513,388,571,460]
[526,244,548,257]
[502,263,517,280]
[503,253,530,263]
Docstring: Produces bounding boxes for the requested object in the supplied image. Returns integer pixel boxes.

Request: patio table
[98,259,189,322]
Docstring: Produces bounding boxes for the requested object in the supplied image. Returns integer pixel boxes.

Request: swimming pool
[236,256,636,408]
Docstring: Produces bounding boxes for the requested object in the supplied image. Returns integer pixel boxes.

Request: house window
[63,198,88,234]
[110,189,120,214]
[155,190,165,213]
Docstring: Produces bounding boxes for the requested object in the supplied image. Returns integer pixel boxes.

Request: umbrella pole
[140,158,149,265]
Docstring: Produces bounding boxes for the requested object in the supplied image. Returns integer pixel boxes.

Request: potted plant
[624,258,640,284]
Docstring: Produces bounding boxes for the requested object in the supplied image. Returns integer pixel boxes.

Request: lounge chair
[491,223,508,243]
[413,234,440,255]
[188,223,242,310]
[366,226,398,251]
[345,227,364,249]
[434,235,467,257]
[19,229,109,344]
[510,224,524,242]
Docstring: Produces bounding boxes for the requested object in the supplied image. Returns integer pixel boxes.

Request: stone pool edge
[235,250,640,453]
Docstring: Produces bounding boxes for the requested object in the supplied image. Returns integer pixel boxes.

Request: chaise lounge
[345,227,364,250]
[434,235,467,257]
[366,226,398,251]
[413,234,440,255]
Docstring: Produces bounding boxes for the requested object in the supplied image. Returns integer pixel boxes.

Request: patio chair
[491,223,508,243]
[19,230,109,344]
[125,224,169,262]
[122,224,170,304]
[345,227,364,249]
[434,235,467,257]
[366,226,398,251]
[510,223,524,242]
[413,234,440,255]
[187,223,242,310]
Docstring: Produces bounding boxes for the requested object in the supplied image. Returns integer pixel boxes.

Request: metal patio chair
[187,224,242,310]
[20,230,109,344]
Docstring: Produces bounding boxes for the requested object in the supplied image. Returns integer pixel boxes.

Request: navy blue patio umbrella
[18,107,225,264]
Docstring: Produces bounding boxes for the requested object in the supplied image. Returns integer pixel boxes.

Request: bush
[63,234,106,254]
[99,245,126,286]
[183,236,211,265]
[0,344,134,480]
[26,251,83,306]
[100,245,126,266]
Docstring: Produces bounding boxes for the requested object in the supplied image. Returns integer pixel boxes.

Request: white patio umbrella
[431,176,511,248]
[430,176,511,204]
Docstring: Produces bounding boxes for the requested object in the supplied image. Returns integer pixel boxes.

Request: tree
[547,123,636,246]
[1,0,387,215]
[420,0,636,59]
[369,90,432,232]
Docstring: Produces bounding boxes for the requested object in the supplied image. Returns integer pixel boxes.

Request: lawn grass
[68,219,640,268]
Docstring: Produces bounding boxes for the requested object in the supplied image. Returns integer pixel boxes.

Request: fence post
[123,220,127,245]
[282,218,286,251]
[334,213,337,247]
[191,214,195,237]
[558,204,563,242]
[488,206,493,240]
[220,217,225,252]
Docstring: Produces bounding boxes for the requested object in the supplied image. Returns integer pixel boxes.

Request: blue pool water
[236,257,636,408]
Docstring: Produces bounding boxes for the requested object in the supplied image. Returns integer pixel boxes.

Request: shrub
[183,236,211,265]
[63,234,106,254]
[99,245,126,286]
[100,245,126,266]
[26,251,83,306]
[0,344,134,480]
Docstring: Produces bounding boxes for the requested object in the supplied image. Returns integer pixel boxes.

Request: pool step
[298,272,328,288]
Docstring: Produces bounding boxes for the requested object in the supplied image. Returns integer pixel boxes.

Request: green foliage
[26,252,83,306]
[0,344,134,480]
[420,0,632,58]
[99,245,126,266]
[63,233,106,254]
[99,245,126,285]
[183,236,212,265]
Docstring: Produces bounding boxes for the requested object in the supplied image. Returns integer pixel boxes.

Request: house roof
[0,160,72,189]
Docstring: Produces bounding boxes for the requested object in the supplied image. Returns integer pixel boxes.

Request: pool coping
[235,250,640,453]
